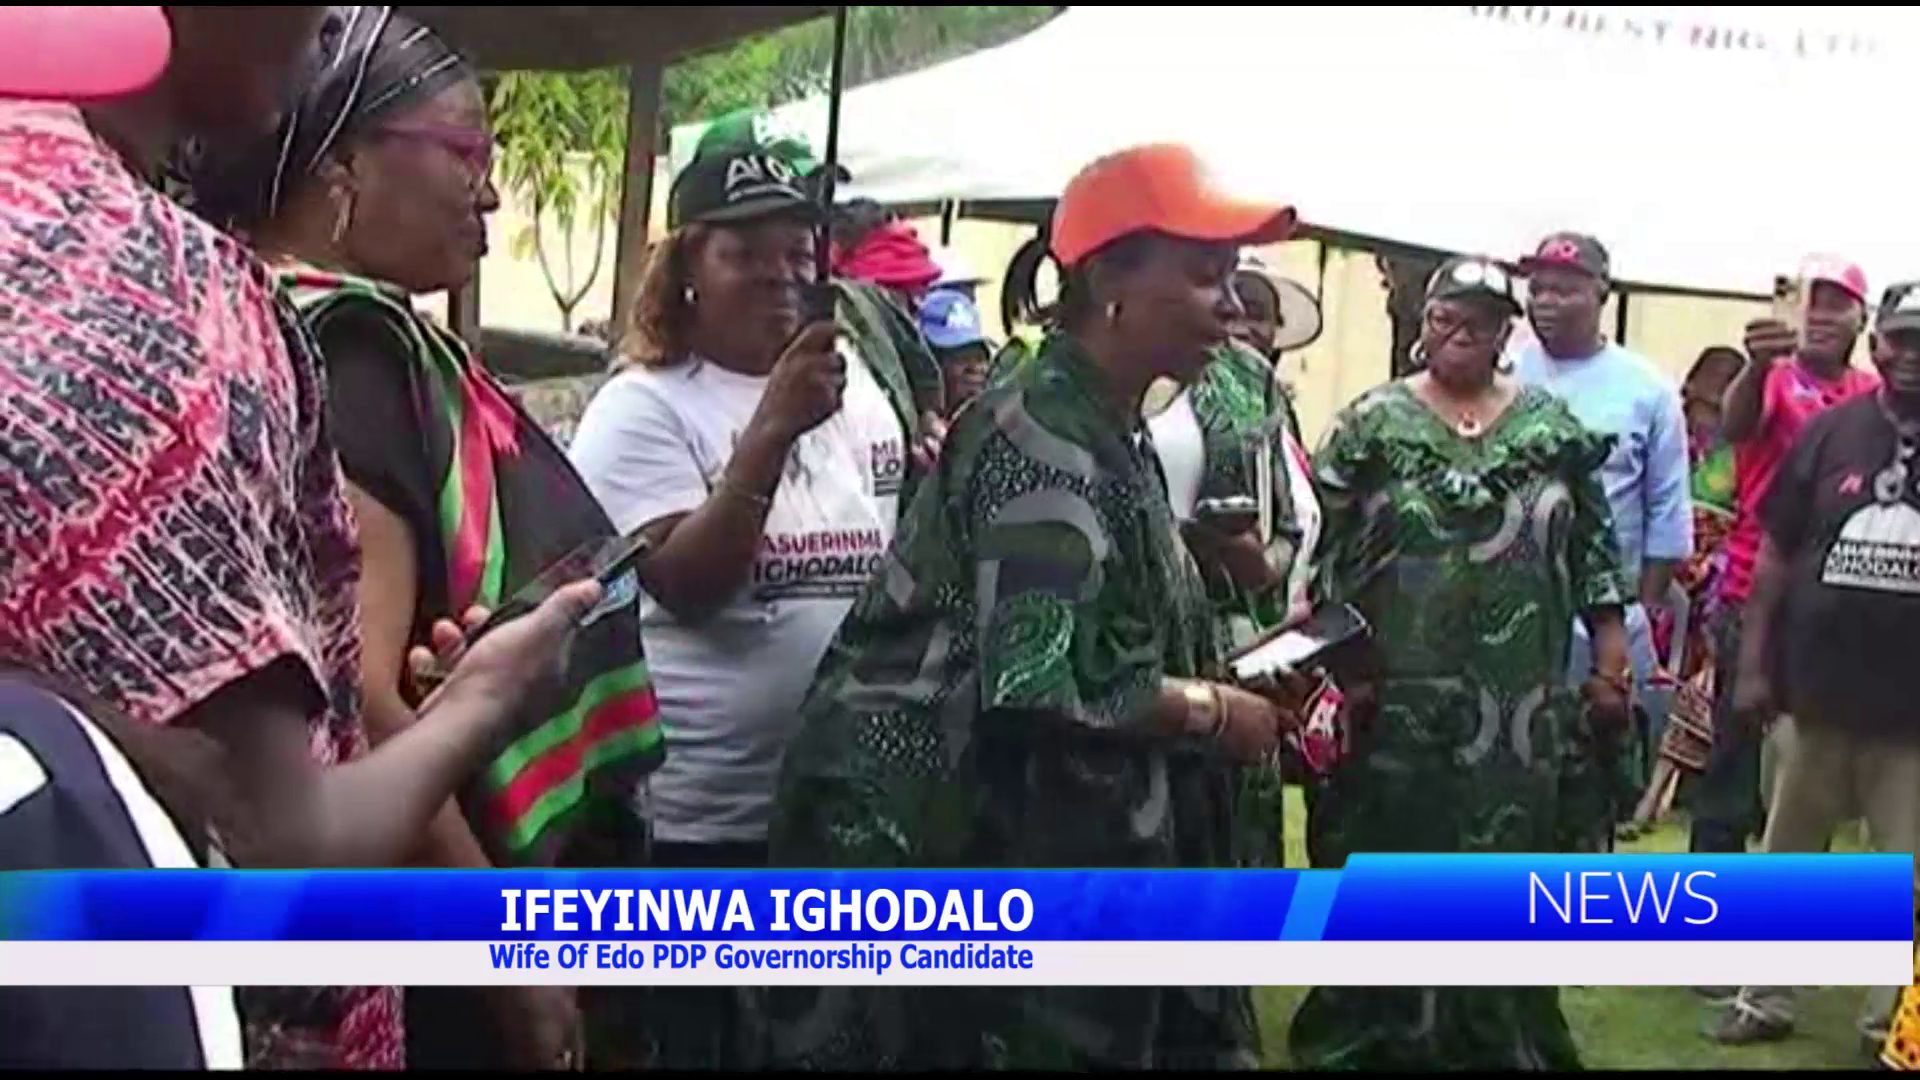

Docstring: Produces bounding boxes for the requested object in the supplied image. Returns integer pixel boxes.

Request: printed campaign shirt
[1763,394,1920,737]
[569,343,905,844]
[0,101,397,1069]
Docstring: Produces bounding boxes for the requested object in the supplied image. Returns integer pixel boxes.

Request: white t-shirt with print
[568,344,904,843]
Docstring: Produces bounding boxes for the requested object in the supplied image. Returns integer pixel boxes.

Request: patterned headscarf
[185,6,471,229]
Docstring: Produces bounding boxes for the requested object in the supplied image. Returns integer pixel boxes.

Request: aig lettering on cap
[724,156,767,192]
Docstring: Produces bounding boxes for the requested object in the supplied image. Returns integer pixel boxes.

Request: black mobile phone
[468,531,652,643]
[1227,603,1371,684]
[800,280,837,326]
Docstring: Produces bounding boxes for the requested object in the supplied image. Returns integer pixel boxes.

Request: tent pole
[814,5,850,285]
[611,60,664,335]
[1615,289,1632,348]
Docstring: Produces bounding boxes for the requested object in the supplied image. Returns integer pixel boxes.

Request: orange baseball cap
[1050,144,1296,268]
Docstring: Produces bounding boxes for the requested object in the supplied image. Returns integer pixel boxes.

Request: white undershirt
[1148,393,1207,523]
[1148,389,1323,612]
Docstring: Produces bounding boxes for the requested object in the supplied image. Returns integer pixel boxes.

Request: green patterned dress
[1177,343,1308,870]
[1182,342,1307,645]
[1288,381,1625,1072]
[764,335,1257,1071]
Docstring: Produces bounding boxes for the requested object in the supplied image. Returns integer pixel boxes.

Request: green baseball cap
[693,109,850,183]
[668,148,822,231]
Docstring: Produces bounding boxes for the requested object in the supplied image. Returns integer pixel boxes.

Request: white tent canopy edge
[671,5,1920,298]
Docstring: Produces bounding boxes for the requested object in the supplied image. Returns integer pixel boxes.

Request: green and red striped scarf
[283,267,663,864]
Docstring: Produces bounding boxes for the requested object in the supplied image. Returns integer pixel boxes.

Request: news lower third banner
[0,855,1910,987]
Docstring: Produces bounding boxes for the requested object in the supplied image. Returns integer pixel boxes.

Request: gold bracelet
[716,479,773,511]
[1206,683,1230,740]
[1179,680,1226,738]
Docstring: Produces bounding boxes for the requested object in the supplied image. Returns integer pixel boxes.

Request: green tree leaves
[487,7,1061,330]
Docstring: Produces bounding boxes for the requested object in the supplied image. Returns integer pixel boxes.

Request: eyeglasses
[1424,307,1506,343]
[374,122,495,190]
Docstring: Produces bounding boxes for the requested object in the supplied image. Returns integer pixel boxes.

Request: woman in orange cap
[763,144,1301,1070]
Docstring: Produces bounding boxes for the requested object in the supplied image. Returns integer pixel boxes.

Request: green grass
[1256,789,1881,1070]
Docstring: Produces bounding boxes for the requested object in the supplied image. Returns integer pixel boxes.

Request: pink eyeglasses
[375,121,495,189]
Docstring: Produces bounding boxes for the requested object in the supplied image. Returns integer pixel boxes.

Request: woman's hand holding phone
[407,533,649,702]
[407,580,604,721]
[756,322,845,441]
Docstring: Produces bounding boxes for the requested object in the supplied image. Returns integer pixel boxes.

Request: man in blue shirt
[1514,233,1693,842]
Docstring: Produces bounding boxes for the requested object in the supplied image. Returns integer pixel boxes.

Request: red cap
[1799,254,1869,306]
[1051,144,1295,268]
[0,7,171,102]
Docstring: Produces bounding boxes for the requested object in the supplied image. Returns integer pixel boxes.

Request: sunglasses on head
[1446,259,1511,295]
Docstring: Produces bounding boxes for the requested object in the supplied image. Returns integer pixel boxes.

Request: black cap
[1426,255,1522,318]
[668,150,822,231]
[1878,281,1920,335]
[1520,232,1612,281]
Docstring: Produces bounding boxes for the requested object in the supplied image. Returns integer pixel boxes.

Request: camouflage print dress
[1288,382,1625,1072]
[764,335,1258,1071]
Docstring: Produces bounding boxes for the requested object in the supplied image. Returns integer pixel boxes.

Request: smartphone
[1228,603,1370,684]
[468,531,652,643]
[1195,494,1261,535]
[1772,274,1805,334]
[800,280,837,326]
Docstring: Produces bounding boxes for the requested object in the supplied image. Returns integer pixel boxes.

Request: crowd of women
[0,5,1910,1073]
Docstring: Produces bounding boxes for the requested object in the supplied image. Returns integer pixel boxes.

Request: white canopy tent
[673,5,1920,298]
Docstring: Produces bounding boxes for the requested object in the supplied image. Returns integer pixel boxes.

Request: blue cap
[919,289,987,351]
